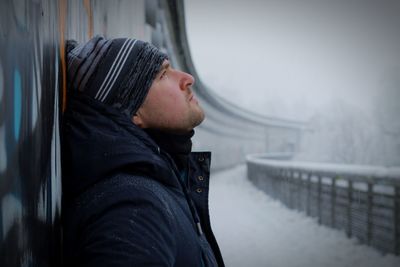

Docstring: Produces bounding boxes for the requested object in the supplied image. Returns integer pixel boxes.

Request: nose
[179,71,195,91]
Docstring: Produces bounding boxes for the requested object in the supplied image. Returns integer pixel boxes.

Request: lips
[188,93,198,104]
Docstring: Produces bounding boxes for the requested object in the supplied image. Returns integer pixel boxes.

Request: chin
[192,112,205,128]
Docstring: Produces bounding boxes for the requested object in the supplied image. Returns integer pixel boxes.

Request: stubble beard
[190,104,205,129]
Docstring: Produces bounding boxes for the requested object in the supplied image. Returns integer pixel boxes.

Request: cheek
[160,92,186,111]
[147,94,180,118]
[143,85,188,121]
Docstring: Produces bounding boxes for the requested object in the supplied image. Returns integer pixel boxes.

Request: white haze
[185,0,400,166]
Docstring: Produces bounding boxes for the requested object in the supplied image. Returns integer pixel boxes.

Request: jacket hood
[61,93,180,198]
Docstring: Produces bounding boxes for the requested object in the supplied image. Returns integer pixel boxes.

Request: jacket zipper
[158,148,204,236]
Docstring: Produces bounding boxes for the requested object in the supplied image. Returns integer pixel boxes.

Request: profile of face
[132,60,205,133]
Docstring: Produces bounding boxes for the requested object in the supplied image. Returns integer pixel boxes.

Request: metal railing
[247,155,400,255]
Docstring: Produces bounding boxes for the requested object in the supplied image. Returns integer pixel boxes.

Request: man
[61,36,224,267]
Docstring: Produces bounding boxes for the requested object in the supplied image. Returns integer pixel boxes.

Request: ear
[132,113,144,127]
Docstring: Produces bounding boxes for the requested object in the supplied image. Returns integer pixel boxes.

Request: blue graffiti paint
[0,125,6,173]
[14,69,22,140]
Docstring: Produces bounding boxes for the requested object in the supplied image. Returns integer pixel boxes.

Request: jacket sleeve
[73,177,178,267]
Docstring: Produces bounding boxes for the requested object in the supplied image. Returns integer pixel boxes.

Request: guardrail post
[265,168,271,195]
[395,186,400,255]
[282,169,286,205]
[307,173,311,216]
[279,169,282,199]
[280,169,285,203]
[347,180,353,238]
[298,172,303,211]
[271,168,276,196]
[281,169,286,205]
[287,170,291,208]
[295,171,301,210]
[294,171,298,210]
[331,177,336,227]
[289,170,294,209]
[318,175,322,224]
[367,183,373,245]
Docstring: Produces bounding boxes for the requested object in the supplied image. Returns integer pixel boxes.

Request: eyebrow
[156,61,170,79]
[160,62,170,72]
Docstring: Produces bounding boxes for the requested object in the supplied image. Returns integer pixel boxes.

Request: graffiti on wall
[0,0,146,265]
[0,0,61,266]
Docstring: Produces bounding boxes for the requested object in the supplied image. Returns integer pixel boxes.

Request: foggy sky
[185,0,400,121]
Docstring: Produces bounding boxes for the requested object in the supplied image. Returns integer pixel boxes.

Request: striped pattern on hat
[67,35,168,117]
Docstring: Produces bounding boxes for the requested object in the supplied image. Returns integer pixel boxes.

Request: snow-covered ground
[209,165,400,267]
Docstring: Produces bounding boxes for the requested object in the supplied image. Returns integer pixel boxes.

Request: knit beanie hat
[66,35,168,117]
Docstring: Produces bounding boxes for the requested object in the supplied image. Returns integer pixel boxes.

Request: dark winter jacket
[61,93,224,267]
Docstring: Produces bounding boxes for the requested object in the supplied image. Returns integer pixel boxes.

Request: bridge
[0,0,398,266]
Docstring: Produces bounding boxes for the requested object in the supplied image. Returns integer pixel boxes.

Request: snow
[209,165,400,267]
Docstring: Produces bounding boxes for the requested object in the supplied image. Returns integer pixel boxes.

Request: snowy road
[209,165,400,267]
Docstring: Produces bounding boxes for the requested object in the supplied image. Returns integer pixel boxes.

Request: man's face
[132,60,205,133]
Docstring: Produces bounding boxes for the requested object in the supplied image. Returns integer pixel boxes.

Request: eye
[160,70,167,79]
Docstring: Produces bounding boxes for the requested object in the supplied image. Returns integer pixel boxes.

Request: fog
[185,0,400,166]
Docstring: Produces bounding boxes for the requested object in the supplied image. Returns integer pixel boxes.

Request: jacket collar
[62,93,182,198]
